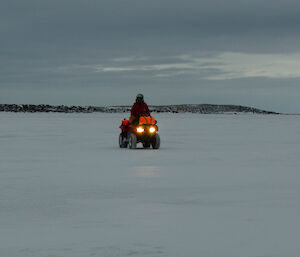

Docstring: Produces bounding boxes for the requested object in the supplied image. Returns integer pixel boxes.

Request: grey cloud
[2,0,300,43]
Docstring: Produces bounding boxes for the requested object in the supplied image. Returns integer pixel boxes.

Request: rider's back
[130,102,150,118]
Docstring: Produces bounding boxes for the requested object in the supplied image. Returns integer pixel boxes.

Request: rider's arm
[130,103,137,123]
[130,103,136,117]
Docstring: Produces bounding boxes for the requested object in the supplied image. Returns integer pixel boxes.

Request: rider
[130,93,150,124]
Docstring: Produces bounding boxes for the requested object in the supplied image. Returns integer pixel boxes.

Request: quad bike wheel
[128,133,137,149]
[119,133,128,148]
[151,134,160,149]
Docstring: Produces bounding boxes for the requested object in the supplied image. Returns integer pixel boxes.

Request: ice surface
[1,112,300,257]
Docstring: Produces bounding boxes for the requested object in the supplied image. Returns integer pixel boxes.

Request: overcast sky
[1,0,300,113]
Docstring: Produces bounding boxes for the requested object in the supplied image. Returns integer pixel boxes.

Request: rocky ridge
[0,104,278,114]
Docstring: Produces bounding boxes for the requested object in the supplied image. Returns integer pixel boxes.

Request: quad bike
[119,116,160,149]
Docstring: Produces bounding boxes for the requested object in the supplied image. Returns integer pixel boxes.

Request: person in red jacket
[130,94,150,124]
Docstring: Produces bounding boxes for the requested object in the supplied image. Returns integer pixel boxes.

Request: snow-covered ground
[1,112,300,257]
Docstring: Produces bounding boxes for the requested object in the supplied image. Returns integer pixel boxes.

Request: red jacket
[130,102,150,118]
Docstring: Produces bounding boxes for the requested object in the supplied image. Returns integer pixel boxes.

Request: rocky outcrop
[0,104,279,114]
[0,104,106,113]
[104,104,278,114]
[149,104,277,114]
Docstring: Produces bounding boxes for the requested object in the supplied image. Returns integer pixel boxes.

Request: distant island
[0,104,279,114]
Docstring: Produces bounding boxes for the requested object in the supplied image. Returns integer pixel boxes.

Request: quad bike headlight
[149,127,156,133]
[136,126,145,133]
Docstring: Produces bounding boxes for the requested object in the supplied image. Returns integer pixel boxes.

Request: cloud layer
[93,52,300,80]
[1,0,300,112]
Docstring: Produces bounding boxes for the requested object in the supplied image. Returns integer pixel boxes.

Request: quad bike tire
[119,133,128,148]
[151,134,160,149]
[128,133,137,149]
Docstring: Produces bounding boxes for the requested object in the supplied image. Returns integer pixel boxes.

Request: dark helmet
[136,93,144,104]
